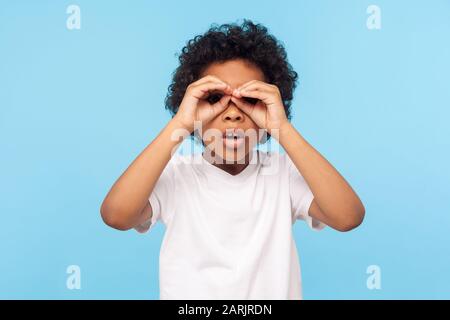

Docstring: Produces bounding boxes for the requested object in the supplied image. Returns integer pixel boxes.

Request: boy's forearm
[277,123,365,230]
[100,118,190,230]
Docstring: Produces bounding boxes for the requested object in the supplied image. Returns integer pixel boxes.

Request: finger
[193,75,229,88]
[233,84,275,100]
[190,81,231,99]
[235,89,273,106]
[236,79,260,91]
[236,80,276,94]
[238,82,277,96]
[211,94,231,116]
[196,78,233,96]
[230,96,254,116]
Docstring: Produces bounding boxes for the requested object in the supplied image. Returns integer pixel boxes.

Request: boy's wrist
[170,116,194,134]
[278,122,307,150]
[171,116,194,133]
[158,117,192,150]
[270,121,293,142]
[279,121,293,134]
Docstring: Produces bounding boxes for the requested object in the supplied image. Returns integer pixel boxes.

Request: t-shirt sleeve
[285,153,326,231]
[134,155,178,234]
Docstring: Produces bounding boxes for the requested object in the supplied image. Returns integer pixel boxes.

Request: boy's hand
[173,75,233,132]
[230,80,289,137]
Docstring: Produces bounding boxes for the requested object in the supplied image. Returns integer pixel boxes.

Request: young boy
[100,20,365,300]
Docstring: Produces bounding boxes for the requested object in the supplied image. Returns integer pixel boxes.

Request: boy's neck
[202,149,255,176]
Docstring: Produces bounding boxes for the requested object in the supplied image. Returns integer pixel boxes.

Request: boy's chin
[210,145,253,164]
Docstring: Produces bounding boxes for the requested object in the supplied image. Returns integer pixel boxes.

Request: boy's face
[199,59,265,163]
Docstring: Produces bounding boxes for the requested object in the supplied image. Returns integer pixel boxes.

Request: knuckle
[205,75,219,82]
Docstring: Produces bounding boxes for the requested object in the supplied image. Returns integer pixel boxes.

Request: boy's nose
[221,103,244,122]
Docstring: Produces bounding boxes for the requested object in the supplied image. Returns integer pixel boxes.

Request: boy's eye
[243,97,259,105]
[206,93,224,105]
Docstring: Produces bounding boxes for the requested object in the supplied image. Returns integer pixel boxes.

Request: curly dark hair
[165,19,298,141]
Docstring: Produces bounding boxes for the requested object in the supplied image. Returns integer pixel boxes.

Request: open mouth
[222,129,245,149]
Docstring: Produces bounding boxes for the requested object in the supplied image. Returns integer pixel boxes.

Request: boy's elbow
[100,202,133,231]
[335,205,365,232]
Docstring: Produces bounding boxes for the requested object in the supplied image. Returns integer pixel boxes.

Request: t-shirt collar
[199,148,260,183]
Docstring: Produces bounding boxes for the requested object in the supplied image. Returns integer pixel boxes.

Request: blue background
[1,0,449,299]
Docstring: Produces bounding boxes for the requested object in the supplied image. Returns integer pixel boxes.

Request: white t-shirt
[135,148,326,299]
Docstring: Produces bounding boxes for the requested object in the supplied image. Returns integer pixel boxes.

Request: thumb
[230,96,254,117]
[211,94,231,116]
